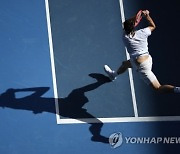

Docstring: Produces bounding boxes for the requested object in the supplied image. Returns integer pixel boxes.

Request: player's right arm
[142,10,156,31]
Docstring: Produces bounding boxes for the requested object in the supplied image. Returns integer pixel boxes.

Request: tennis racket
[134,10,143,27]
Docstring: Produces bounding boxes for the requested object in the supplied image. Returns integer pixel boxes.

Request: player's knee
[150,80,161,91]
[153,85,161,91]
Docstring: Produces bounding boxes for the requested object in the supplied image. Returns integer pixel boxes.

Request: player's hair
[123,19,134,34]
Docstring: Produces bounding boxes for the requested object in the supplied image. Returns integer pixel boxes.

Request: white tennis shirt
[122,27,151,59]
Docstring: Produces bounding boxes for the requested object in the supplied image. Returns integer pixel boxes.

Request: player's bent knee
[150,80,161,91]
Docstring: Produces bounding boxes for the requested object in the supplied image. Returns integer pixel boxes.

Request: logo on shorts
[109,132,123,148]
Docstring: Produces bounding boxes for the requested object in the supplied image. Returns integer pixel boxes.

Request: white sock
[174,87,180,93]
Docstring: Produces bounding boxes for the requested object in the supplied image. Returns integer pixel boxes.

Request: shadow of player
[0,73,111,143]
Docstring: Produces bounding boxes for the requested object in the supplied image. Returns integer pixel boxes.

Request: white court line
[57,116,180,124]
[45,0,180,124]
[119,0,138,117]
[45,0,60,123]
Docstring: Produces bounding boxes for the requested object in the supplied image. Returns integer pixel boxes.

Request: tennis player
[104,10,180,93]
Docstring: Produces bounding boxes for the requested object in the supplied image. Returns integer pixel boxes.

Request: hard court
[0,0,180,154]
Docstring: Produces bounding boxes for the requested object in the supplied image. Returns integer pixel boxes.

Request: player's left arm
[142,10,156,31]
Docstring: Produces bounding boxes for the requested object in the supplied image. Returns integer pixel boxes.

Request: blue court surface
[0,0,180,153]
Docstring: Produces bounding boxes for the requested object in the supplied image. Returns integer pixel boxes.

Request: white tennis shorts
[131,55,157,85]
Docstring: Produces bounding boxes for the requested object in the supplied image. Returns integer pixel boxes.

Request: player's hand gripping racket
[134,10,143,27]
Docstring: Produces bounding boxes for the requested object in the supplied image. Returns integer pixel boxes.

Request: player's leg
[150,79,180,93]
[117,60,132,75]
[104,60,131,80]
[139,65,180,93]
[137,55,180,93]
[150,79,174,93]
[138,65,179,93]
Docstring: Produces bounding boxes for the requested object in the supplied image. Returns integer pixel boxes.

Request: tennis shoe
[104,65,117,81]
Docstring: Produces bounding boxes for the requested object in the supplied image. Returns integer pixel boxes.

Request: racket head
[134,10,142,27]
